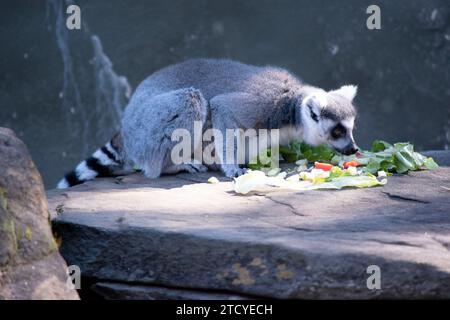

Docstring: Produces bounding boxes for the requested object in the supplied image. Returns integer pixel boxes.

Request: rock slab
[48,151,450,299]
[0,128,78,300]
[92,282,252,300]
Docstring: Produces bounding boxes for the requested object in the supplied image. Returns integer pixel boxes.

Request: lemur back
[130,59,303,102]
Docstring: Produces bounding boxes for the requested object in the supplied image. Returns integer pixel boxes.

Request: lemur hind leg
[121,87,208,178]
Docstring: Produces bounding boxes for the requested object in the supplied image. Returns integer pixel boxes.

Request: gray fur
[121,58,359,178]
[122,87,208,178]
[320,93,356,121]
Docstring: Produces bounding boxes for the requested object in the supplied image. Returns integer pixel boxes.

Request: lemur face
[323,116,358,155]
[300,85,358,155]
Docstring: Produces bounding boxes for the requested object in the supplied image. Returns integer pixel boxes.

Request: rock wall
[0,127,78,299]
[0,0,449,187]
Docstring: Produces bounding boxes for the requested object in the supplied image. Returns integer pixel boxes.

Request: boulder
[0,128,79,299]
[47,152,450,299]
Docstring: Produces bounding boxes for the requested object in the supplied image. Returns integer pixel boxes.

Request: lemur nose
[341,145,358,155]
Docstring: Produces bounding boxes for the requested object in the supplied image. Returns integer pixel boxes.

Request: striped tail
[57,133,124,189]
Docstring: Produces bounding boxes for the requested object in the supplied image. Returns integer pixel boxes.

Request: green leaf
[423,157,439,170]
[279,141,336,163]
[394,150,415,170]
[393,157,410,173]
[248,149,274,170]
[310,174,386,190]
[411,152,426,167]
[364,158,382,174]
[329,166,344,179]
[379,159,396,172]
[248,140,438,174]
[371,140,392,152]
[233,169,386,194]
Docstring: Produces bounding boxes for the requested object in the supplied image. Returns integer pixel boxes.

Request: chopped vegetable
[314,162,333,171]
[346,166,358,176]
[423,157,439,170]
[233,168,386,194]
[232,140,438,195]
[295,159,308,172]
[267,167,281,176]
[332,140,439,174]
[286,174,300,182]
[207,177,219,184]
[300,168,330,183]
[371,140,393,152]
[280,141,335,163]
[310,174,386,190]
[245,139,438,178]
[378,170,387,178]
[277,171,287,179]
[343,160,359,169]
[233,170,285,194]
[248,149,274,170]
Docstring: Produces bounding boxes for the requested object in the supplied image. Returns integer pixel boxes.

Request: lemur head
[300,85,358,155]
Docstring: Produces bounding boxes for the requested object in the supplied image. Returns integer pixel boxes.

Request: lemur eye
[331,124,346,139]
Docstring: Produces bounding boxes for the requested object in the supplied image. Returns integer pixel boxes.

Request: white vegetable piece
[267,167,281,176]
[310,168,330,179]
[277,171,287,179]
[299,171,314,181]
[233,167,388,195]
[346,166,358,176]
[207,177,219,184]
[286,174,300,182]
[377,170,388,183]
[295,159,308,166]
[233,170,287,194]
[377,170,387,177]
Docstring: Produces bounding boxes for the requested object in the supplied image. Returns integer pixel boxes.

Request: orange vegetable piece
[314,162,333,171]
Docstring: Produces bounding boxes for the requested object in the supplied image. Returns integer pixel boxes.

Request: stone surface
[48,152,450,299]
[0,128,79,300]
[92,282,252,300]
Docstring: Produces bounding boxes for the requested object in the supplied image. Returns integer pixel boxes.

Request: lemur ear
[302,93,327,122]
[302,93,327,112]
[329,85,358,101]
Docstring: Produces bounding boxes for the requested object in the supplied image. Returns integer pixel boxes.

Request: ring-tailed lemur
[57,59,359,189]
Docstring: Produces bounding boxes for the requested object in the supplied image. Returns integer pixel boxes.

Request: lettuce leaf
[423,157,439,170]
[233,169,386,194]
[279,141,335,163]
[371,140,393,152]
[309,174,386,190]
[333,140,438,174]
[249,139,438,174]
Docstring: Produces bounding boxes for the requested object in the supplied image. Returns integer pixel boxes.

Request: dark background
[1,0,449,188]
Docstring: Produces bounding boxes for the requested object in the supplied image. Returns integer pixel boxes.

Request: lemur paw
[186,163,209,173]
[222,166,248,178]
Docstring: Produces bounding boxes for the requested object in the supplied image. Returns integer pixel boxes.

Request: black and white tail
[57,133,124,189]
